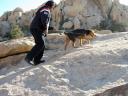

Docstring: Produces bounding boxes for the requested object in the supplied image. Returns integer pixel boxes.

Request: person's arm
[40,10,50,36]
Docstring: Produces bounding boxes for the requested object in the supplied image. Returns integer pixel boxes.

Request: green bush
[22,25,30,35]
[10,24,24,39]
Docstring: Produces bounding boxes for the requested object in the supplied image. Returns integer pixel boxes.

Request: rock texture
[110,0,128,25]
[0,30,115,58]
[0,32,128,96]
[0,37,34,58]
[0,0,128,36]
[53,0,128,30]
[0,21,10,37]
[0,54,25,69]
[0,34,65,58]
[95,83,128,96]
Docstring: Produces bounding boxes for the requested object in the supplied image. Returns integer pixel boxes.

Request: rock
[0,0,128,35]
[0,54,25,68]
[45,33,65,49]
[0,33,66,58]
[110,0,128,25]
[96,30,112,34]
[62,21,73,29]
[63,0,85,17]
[0,32,128,96]
[73,17,81,29]
[51,5,62,30]
[0,21,10,37]
[0,37,34,58]
[95,83,128,96]
[13,7,23,13]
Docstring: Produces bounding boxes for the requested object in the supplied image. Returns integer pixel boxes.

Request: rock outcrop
[95,83,128,96]
[52,0,128,30]
[0,0,128,38]
[0,21,10,37]
[0,37,34,58]
[110,0,128,25]
[0,32,128,96]
[0,33,65,58]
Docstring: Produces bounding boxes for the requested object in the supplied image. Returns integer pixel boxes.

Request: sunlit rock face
[52,0,128,30]
[0,37,34,58]
[0,32,128,96]
[0,0,128,37]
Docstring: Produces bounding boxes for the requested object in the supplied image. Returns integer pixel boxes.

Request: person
[25,0,55,65]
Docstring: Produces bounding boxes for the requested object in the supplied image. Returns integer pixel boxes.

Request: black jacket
[30,6,51,32]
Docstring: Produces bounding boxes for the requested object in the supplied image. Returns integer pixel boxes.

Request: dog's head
[85,30,96,40]
[90,30,96,38]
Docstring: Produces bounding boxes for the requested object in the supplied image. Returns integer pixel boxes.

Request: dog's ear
[90,29,96,38]
[90,29,94,33]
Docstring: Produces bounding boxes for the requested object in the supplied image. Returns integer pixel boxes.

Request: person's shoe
[34,60,45,65]
[25,57,35,65]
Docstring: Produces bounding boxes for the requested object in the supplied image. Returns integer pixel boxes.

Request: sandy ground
[0,32,128,96]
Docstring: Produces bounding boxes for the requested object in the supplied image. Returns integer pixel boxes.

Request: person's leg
[25,29,44,65]
[33,46,45,64]
[26,44,43,60]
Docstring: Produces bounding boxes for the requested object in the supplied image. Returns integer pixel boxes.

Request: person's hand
[48,27,57,30]
[44,30,48,37]
[44,34,47,37]
[48,26,54,30]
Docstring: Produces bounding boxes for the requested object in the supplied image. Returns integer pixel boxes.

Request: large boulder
[0,0,128,36]
[19,11,34,28]
[0,21,10,37]
[54,0,106,29]
[73,17,81,29]
[0,37,34,58]
[0,54,25,68]
[96,30,112,34]
[110,0,128,26]
[95,83,128,96]
[7,7,23,24]
[45,33,65,49]
[63,0,85,17]
[0,32,87,58]
[0,33,65,58]
[62,21,73,29]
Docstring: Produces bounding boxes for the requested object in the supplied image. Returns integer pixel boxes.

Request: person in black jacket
[25,1,55,65]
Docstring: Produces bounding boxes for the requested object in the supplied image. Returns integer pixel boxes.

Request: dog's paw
[73,46,79,48]
[85,46,93,49]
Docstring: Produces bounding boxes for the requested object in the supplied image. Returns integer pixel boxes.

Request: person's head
[45,1,55,9]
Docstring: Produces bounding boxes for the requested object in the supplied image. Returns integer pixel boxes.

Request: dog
[64,29,96,51]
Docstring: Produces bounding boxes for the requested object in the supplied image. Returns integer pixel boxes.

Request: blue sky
[0,0,128,16]
[0,0,61,16]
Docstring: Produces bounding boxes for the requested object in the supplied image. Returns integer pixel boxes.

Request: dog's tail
[64,30,71,35]
[64,31,68,35]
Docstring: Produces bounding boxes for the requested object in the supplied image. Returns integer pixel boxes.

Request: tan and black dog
[64,29,96,51]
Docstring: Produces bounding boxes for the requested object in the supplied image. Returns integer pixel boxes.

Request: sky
[0,0,61,16]
[0,0,128,16]
[119,0,128,5]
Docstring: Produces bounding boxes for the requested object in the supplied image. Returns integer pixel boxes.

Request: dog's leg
[80,38,83,46]
[64,36,70,51]
[88,40,90,44]
[72,41,76,48]
[85,39,89,44]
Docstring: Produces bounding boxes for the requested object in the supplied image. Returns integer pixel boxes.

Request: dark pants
[26,29,45,63]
